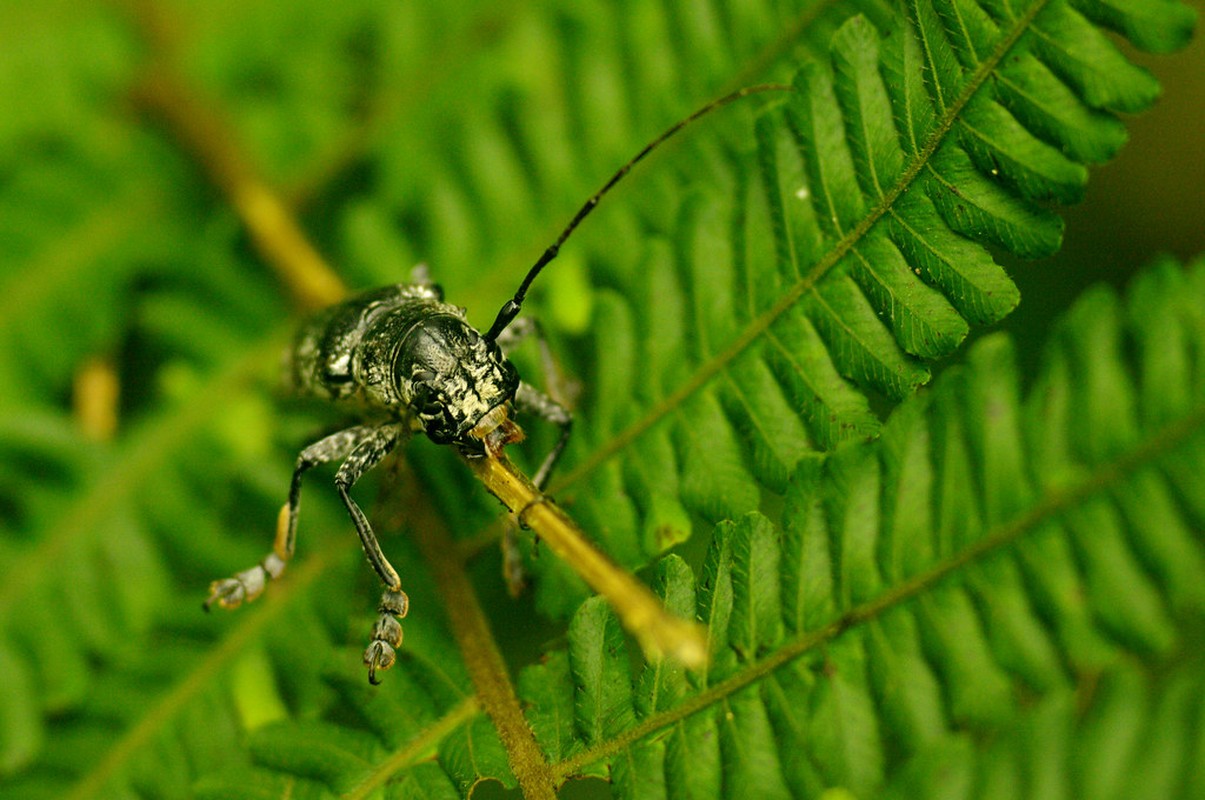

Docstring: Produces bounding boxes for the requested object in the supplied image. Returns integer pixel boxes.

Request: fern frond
[524,255,1205,796]
[201,255,1204,797]
[534,0,1197,616]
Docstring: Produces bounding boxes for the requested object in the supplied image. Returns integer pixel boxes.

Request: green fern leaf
[517,255,1205,796]
[538,0,1197,617]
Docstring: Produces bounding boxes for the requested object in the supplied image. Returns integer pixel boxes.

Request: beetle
[204,83,789,683]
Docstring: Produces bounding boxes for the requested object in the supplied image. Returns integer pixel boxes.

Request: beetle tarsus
[204,551,286,610]
[363,587,408,683]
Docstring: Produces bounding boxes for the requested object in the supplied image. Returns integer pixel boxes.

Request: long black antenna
[483,82,793,342]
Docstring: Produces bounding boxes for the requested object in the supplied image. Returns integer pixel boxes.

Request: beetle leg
[497,317,574,488]
[332,424,407,591]
[204,424,383,611]
[514,382,573,490]
[498,318,573,397]
[500,524,527,597]
[494,318,574,594]
[408,263,443,299]
[325,423,416,682]
[364,587,409,684]
[408,263,432,285]
[492,316,536,353]
[498,318,577,398]
[496,383,572,595]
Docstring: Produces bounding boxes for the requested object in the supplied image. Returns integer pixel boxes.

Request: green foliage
[528,256,1205,798]
[0,0,1199,798]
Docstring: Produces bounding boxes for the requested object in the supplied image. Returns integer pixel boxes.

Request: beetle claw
[363,640,397,685]
[204,570,259,610]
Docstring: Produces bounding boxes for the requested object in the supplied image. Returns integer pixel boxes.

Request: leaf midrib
[551,398,1205,779]
[552,0,1050,495]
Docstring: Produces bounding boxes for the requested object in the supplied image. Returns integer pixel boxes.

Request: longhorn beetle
[205,83,791,683]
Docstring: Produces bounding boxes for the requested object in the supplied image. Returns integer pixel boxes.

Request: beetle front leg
[514,382,573,490]
[204,424,384,611]
[333,425,407,591]
[498,318,574,489]
[496,317,578,410]
[326,424,415,683]
[492,316,536,354]
[498,382,573,595]
[364,587,409,684]
[493,319,576,593]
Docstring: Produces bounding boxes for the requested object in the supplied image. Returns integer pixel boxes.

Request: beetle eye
[413,369,436,383]
[411,381,436,409]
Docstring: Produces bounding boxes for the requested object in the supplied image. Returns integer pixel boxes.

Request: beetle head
[396,315,521,448]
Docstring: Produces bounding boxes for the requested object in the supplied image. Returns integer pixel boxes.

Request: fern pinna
[528,0,1195,626]
[533,255,1205,798]
[0,0,1199,798]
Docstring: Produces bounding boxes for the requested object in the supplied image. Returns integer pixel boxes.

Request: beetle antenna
[483,82,793,342]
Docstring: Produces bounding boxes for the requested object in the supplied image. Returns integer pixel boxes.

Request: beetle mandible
[204,83,790,684]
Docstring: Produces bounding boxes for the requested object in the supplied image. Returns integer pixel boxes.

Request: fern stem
[132,71,346,311]
[121,0,346,311]
[391,459,561,799]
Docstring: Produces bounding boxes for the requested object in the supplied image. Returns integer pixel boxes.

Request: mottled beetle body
[288,280,521,450]
[205,84,787,683]
[209,269,565,681]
